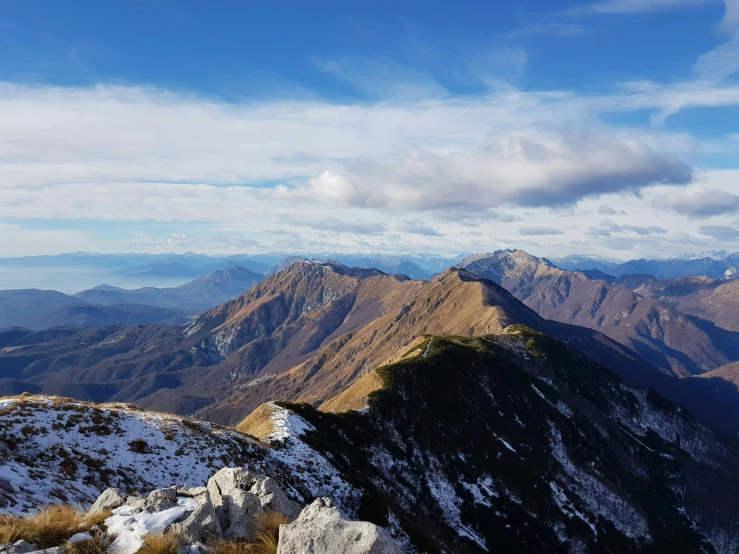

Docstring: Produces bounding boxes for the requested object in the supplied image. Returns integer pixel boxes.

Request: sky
[1,0,739,260]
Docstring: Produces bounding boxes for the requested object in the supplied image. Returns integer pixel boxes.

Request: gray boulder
[206,468,264,538]
[249,477,301,520]
[88,487,127,514]
[124,496,146,511]
[145,488,179,512]
[277,498,402,554]
[0,540,37,554]
[170,490,222,543]
[148,488,177,502]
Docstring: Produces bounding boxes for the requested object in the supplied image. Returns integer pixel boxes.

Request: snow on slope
[263,402,360,511]
[262,403,415,552]
[0,396,261,514]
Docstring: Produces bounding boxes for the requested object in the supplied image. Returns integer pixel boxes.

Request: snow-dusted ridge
[0,396,261,515]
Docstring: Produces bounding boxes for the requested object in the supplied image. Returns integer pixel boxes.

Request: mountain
[267,255,435,280]
[551,254,621,273]
[0,261,658,425]
[6,259,739,437]
[4,327,739,552]
[458,250,739,378]
[0,290,184,330]
[0,290,86,329]
[554,252,739,280]
[621,276,739,334]
[577,268,616,283]
[327,255,434,280]
[77,266,264,312]
[239,332,739,553]
[173,260,656,424]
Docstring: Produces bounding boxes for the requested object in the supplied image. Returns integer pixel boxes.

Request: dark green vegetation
[283,331,739,554]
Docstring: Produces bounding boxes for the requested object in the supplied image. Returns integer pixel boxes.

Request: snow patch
[106,498,196,554]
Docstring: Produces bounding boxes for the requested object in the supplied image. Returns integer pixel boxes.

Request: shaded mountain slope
[244,333,739,553]
[458,250,738,377]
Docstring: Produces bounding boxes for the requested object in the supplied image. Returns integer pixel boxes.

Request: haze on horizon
[1,0,738,261]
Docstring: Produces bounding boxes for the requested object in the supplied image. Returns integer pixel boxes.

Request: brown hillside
[459,250,738,377]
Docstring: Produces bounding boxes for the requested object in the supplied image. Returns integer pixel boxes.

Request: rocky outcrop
[277,498,402,554]
[206,467,301,538]
[66,468,396,554]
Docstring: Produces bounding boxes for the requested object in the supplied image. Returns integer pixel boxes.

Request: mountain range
[0,266,264,333]
[457,250,739,378]
[4,253,739,552]
[76,265,264,312]
[3,328,739,552]
[555,252,739,280]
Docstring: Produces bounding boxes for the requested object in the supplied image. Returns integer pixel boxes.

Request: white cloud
[653,188,739,216]
[519,226,565,235]
[278,130,691,214]
[692,0,739,81]
[570,0,712,14]
[0,76,735,259]
[699,224,739,240]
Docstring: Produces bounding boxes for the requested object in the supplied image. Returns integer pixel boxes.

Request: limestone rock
[124,496,146,511]
[206,468,263,538]
[145,488,179,512]
[249,477,300,520]
[170,490,222,543]
[88,488,127,514]
[277,498,402,554]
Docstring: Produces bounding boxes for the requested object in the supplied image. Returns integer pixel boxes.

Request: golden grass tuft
[212,539,253,554]
[66,534,107,554]
[251,511,289,554]
[0,505,111,549]
[139,532,181,554]
[212,511,289,554]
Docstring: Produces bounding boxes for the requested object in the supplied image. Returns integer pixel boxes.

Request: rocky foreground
[0,467,402,554]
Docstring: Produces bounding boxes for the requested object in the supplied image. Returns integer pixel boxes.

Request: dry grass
[212,512,289,554]
[212,539,254,554]
[251,512,289,554]
[139,533,181,554]
[0,505,110,549]
[66,534,107,554]
[235,403,279,440]
[318,371,383,413]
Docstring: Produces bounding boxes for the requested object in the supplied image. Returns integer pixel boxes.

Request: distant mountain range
[0,265,264,331]
[2,257,734,438]
[3,251,739,434]
[555,252,739,279]
[0,289,185,330]
[77,265,264,312]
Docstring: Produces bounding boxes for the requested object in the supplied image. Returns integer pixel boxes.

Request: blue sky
[0,0,738,259]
